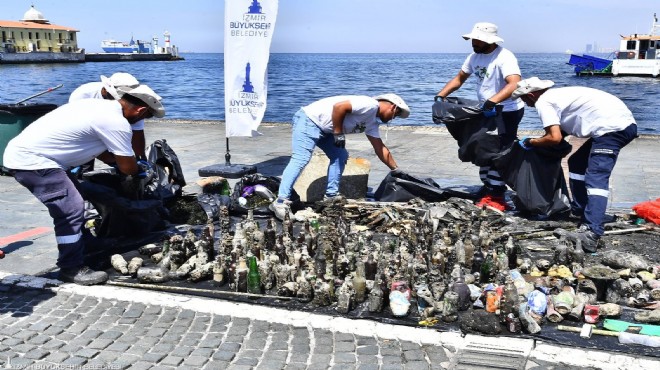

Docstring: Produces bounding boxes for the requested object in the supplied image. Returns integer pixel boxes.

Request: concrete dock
[1,120,659,369]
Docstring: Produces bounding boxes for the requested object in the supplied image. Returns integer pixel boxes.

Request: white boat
[611,14,660,77]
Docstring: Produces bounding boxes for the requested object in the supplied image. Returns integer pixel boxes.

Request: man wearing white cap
[70,72,148,161]
[435,22,525,211]
[271,94,410,220]
[3,84,165,285]
[511,77,637,252]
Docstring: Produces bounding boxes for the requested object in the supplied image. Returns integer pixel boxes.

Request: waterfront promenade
[1,120,659,369]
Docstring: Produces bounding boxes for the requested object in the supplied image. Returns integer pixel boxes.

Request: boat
[611,14,660,77]
[100,37,151,53]
[567,14,660,77]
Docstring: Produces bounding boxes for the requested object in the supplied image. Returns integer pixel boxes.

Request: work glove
[481,100,498,118]
[136,159,153,179]
[434,95,445,102]
[518,137,534,151]
[333,133,346,148]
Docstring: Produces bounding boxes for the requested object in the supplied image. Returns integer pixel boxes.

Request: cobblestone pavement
[1,275,658,370]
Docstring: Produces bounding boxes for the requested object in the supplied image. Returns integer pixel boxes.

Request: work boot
[269,198,292,221]
[476,194,508,212]
[59,266,108,286]
[323,194,345,202]
[569,226,600,253]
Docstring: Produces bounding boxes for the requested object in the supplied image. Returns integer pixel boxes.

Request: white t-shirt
[69,82,145,131]
[302,95,381,138]
[535,87,636,138]
[3,99,135,170]
[461,46,525,112]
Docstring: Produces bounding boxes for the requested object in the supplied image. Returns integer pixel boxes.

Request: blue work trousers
[480,108,525,193]
[13,168,85,269]
[567,123,637,235]
[277,109,349,200]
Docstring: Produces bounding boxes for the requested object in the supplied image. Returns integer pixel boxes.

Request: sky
[3,0,659,54]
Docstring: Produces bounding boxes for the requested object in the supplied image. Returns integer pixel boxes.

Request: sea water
[1,53,658,133]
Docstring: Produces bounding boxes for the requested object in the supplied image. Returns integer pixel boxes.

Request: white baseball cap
[511,77,555,99]
[123,84,165,118]
[462,22,504,44]
[373,93,410,119]
[100,72,140,100]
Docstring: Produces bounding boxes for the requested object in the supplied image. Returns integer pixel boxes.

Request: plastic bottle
[618,332,660,347]
[247,255,261,294]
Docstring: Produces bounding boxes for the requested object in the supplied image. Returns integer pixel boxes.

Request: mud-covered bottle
[472,247,484,275]
[353,262,367,303]
[480,250,493,284]
[247,255,261,294]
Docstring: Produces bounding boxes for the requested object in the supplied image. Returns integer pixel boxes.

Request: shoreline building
[0,5,84,64]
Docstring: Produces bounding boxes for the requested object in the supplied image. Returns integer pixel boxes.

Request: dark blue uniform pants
[567,124,637,235]
[480,108,525,193]
[13,168,85,269]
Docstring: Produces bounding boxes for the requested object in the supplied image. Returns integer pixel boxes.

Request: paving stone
[330,365,355,370]
[212,350,236,362]
[183,355,209,367]
[44,351,69,363]
[160,355,184,367]
[334,352,357,364]
[357,365,379,370]
[13,330,38,341]
[204,361,230,370]
[335,341,356,352]
[269,340,289,350]
[357,354,379,364]
[128,361,153,370]
[12,343,37,354]
[335,333,355,342]
[126,344,151,356]
[255,359,286,370]
[381,356,403,364]
[219,342,242,352]
[146,328,168,337]
[2,337,23,346]
[80,329,104,339]
[107,342,132,352]
[43,326,64,336]
[23,348,50,360]
[289,352,309,363]
[356,345,379,355]
[95,351,120,363]
[199,338,223,348]
[142,352,166,363]
[404,362,429,370]
[62,356,88,366]
[234,357,259,366]
[403,350,426,362]
[284,363,307,370]
[171,346,195,357]
[100,330,124,340]
[191,348,214,357]
[306,363,329,370]
[266,350,288,361]
[74,348,100,359]
[88,338,114,350]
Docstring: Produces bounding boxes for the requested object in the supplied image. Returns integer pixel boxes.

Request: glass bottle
[480,250,493,284]
[247,255,261,294]
[353,262,367,303]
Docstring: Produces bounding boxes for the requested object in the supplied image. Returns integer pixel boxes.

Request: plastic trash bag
[493,141,572,217]
[374,169,450,202]
[144,139,186,201]
[231,173,300,215]
[432,97,503,166]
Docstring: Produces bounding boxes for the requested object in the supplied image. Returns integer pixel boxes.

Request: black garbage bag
[493,140,572,217]
[374,169,450,202]
[231,173,300,215]
[79,176,168,238]
[144,139,186,201]
[459,310,503,335]
[432,97,503,166]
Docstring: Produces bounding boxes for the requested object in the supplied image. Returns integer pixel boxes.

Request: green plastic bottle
[247,255,261,294]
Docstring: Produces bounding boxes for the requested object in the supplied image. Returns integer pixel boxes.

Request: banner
[224,0,278,137]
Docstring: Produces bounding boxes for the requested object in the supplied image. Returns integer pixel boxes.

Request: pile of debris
[105,188,660,345]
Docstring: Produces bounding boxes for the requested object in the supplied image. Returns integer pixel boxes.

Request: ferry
[100,37,151,54]
[611,13,660,77]
[568,14,660,77]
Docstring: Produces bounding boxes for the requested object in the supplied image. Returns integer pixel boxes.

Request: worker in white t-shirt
[436,22,525,212]
[511,77,637,252]
[69,72,147,162]
[3,84,165,285]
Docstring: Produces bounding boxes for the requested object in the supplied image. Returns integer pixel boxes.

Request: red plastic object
[632,198,660,225]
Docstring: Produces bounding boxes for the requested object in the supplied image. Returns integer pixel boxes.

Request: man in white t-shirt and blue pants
[511,77,637,252]
[3,85,165,285]
[436,22,525,211]
[270,94,410,220]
